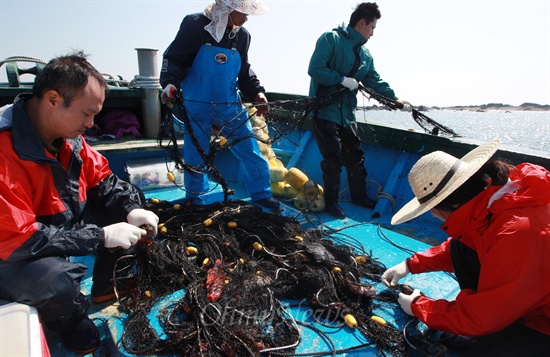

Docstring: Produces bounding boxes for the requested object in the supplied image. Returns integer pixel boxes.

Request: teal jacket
[308,24,397,127]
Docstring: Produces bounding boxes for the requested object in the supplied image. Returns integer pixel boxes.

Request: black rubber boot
[324,203,346,218]
[91,246,137,303]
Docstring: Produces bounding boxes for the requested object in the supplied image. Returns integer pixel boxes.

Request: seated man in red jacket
[382,138,550,356]
[0,52,159,354]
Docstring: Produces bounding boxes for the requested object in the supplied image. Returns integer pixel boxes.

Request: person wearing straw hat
[160,0,279,209]
[381,138,550,355]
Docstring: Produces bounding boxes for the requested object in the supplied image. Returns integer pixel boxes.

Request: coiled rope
[129,75,161,89]
[0,56,159,89]
[0,56,47,67]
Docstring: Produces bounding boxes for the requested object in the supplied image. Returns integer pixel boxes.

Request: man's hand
[127,208,159,236]
[396,99,413,112]
[103,222,146,249]
[161,84,178,106]
[340,76,359,91]
[398,288,423,316]
[254,92,269,116]
[381,260,410,288]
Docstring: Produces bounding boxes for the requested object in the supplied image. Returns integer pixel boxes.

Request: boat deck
[43,197,459,357]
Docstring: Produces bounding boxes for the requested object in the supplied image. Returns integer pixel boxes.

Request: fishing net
[357,85,459,137]
[158,85,458,202]
[118,86,458,356]
[115,199,448,357]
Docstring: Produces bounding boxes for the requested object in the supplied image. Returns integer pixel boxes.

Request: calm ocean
[357,109,550,155]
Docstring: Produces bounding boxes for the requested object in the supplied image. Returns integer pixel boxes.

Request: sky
[1,0,549,107]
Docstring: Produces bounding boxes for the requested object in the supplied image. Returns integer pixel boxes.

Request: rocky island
[360,102,549,112]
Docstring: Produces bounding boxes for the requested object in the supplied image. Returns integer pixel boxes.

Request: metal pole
[135,48,161,139]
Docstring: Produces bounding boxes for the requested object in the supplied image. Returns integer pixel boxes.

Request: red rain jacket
[407,163,550,337]
[0,95,143,262]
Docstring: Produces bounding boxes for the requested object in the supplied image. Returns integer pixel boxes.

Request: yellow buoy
[203,218,213,227]
[150,198,160,204]
[227,221,238,229]
[270,182,285,197]
[269,165,288,183]
[344,314,357,328]
[284,168,309,191]
[252,242,263,251]
[247,106,258,116]
[167,171,176,182]
[332,266,342,274]
[185,246,198,255]
[317,184,324,195]
[371,316,387,326]
[302,180,321,199]
[355,256,367,265]
[268,158,283,167]
[310,196,326,212]
[294,193,308,211]
[202,258,211,266]
[282,184,300,199]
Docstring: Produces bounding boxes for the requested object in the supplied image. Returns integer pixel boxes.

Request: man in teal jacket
[308,2,410,218]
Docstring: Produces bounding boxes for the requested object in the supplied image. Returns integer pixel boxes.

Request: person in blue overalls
[160,0,279,209]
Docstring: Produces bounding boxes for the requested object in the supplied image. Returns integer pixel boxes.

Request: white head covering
[204,0,269,42]
[391,138,500,225]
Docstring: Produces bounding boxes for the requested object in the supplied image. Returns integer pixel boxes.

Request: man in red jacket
[0,52,159,354]
[382,139,550,356]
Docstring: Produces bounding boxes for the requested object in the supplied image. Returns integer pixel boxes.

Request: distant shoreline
[360,103,550,112]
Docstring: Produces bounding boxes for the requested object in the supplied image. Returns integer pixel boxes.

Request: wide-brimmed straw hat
[391,138,500,225]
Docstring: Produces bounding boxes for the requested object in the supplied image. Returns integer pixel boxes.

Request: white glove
[398,288,423,316]
[103,222,146,249]
[381,260,410,288]
[161,84,178,105]
[396,99,413,112]
[340,76,359,91]
[127,208,159,236]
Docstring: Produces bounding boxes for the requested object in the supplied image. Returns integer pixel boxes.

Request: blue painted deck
[43,129,460,356]
[44,199,459,356]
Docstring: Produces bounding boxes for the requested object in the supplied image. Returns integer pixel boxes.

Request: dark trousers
[0,256,89,332]
[0,191,142,332]
[450,239,550,356]
[312,118,367,204]
[0,247,134,333]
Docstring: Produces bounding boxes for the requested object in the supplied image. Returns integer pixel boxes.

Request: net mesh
[117,200,447,357]
[118,87,456,356]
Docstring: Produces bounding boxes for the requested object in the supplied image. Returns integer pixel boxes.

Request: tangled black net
[135,86,457,355]
[116,199,447,357]
[358,84,459,137]
[157,85,458,201]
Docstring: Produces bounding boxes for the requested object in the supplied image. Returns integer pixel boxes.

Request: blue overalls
[180,43,271,204]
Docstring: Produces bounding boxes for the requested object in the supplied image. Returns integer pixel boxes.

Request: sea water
[357,109,550,155]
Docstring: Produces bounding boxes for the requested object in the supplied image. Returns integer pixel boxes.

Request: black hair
[32,50,107,106]
[435,160,513,212]
[349,2,381,27]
